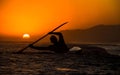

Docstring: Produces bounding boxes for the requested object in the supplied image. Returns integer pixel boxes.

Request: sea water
[0,41,120,55]
[0,41,120,74]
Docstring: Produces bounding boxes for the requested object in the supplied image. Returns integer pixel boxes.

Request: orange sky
[0,0,120,37]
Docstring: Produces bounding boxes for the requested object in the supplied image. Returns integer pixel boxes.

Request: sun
[23,34,30,39]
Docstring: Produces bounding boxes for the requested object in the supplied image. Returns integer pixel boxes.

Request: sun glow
[0,0,75,36]
[23,34,30,39]
[0,0,120,38]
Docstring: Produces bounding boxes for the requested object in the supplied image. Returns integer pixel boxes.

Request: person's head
[50,35,57,44]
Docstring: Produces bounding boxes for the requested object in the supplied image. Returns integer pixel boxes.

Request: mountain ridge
[61,25,120,44]
[0,24,120,43]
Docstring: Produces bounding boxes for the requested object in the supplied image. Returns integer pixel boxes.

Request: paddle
[16,22,68,53]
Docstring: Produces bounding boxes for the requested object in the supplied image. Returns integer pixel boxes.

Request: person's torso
[49,43,68,53]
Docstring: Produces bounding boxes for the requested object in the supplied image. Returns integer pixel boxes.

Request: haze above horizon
[0,0,120,38]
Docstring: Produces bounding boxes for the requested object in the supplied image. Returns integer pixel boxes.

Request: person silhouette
[29,32,69,53]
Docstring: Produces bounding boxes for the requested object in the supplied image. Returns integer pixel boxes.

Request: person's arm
[49,32,65,43]
[29,44,49,50]
[49,32,69,52]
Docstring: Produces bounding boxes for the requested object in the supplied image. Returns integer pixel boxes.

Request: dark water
[0,42,120,75]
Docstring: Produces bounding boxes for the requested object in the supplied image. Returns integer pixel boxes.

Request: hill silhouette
[1,24,120,44]
[61,25,120,44]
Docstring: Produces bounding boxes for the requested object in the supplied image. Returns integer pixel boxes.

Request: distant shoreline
[0,40,33,43]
